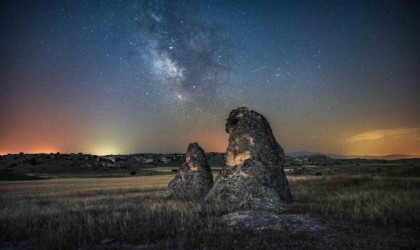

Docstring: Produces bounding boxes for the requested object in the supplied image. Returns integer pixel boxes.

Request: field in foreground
[1,174,419,249]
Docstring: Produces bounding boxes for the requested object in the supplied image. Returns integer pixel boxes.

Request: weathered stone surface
[221,210,329,233]
[166,143,213,199]
[205,107,292,211]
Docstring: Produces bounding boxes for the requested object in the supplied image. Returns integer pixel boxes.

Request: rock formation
[205,107,292,211]
[167,143,213,199]
[221,210,329,233]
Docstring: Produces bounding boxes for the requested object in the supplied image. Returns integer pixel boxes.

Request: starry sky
[1,0,420,156]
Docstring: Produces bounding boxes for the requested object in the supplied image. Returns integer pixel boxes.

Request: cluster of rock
[165,107,336,234]
[167,107,292,212]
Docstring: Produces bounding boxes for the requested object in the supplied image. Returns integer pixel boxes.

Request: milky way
[133,0,232,108]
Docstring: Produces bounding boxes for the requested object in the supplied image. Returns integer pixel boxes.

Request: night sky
[1,0,419,156]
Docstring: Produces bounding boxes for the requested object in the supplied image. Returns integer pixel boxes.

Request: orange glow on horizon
[0,148,59,155]
[1,126,419,156]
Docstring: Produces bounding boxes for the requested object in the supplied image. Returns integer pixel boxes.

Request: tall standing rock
[205,107,292,212]
[167,143,213,199]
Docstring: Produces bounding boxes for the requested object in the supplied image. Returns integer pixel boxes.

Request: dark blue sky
[1,0,419,156]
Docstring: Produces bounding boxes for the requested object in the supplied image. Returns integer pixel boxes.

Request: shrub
[7,163,17,168]
[30,158,37,165]
[130,170,137,176]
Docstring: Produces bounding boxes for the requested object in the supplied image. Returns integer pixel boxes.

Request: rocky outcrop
[221,210,329,233]
[205,107,292,212]
[167,143,213,199]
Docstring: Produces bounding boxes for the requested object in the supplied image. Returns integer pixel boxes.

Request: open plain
[1,163,419,249]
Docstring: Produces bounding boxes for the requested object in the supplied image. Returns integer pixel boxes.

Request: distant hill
[286,151,419,160]
[286,151,346,159]
[347,154,420,160]
[293,154,334,164]
[0,152,226,178]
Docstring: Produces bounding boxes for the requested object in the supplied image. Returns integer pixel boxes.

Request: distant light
[92,146,119,156]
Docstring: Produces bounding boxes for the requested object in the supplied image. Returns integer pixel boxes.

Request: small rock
[101,238,115,244]
[221,210,329,233]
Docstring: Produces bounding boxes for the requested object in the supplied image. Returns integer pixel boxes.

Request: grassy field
[1,173,419,249]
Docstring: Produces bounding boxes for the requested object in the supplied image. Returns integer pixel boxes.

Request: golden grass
[0,175,174,198]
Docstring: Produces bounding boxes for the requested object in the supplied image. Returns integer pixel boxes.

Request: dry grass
[0,175,419,249]
[0,176,174,198]
[288,175,420,226]
[0,176,236,249]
